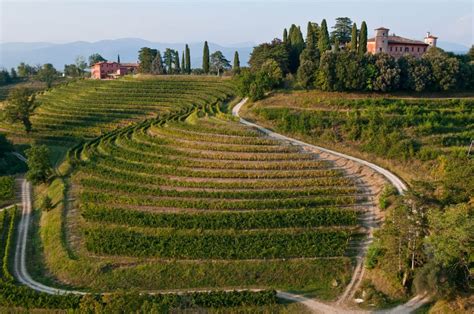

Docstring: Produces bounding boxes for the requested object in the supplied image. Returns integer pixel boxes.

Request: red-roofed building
[367,27,437,59]
[91,61,139,79]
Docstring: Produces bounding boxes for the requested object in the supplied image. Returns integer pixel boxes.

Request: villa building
[367,27,437,59]
[91,61,139,79]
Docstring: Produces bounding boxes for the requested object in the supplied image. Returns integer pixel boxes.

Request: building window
[390,47,392,51]
[405,47,409,52]
[418,47,420,52]
[379,48,382,52]
[412,47,414,52]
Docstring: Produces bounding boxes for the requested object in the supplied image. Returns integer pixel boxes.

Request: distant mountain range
[0,38,255,70]
[0,38,470,71]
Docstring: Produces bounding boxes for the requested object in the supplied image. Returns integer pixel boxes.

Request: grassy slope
[241,90,474,183]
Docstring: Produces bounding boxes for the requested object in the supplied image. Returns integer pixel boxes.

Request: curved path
[12,100,429,312]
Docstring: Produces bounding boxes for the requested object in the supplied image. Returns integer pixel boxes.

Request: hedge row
[81,205,359,229]
[85,227,353,259]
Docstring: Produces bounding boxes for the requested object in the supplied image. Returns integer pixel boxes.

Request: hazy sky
[1,0,472,46]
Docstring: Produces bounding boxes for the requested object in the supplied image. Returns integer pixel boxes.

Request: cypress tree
[288,24,305,73]
[117,54,121,64]
[174,51,180,73]
[233,51,240,74]
[185,44,191,74]
[181,51,185,73]
[151,51,164,74]
[203,41,210,73]
[306,21,317,48]
[351,23,358,51]
[358,21,368,55]
[318,19,331,54]
[283,28,288,43]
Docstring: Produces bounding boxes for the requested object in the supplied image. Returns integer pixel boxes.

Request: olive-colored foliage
[3,87,36,132]
[25,144,53,184]
[85,227,353,259]
[0,176,15,204]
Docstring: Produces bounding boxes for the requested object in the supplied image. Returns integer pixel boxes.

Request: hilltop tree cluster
[237,17,473,99]
[137,42,239,76]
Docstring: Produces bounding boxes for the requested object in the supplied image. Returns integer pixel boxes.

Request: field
[241,91,474,182]
[0,76,376,306]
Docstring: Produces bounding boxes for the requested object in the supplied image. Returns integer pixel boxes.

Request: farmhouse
[367,27,437,58]
[91,61,139,79]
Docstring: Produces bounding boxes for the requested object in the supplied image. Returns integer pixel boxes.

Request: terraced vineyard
[1,76,235,145]
[1,77,375,307]
[30,94,369,299]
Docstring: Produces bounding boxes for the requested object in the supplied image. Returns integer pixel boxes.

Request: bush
[0,176,15,204]
[40,195,54,211]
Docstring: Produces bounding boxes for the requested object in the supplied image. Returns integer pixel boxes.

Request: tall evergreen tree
[174,51,180,73]
[358,21,368,55]
[351,23,358,51]
[181,51,185,73]
[233,51,240,74]
[283,28,288,43]
[117,54,121,64]
[151,51,165,74]
[288,24,305,73]
[306,21,318,48]
[318,19,331,54]
[185,44,191,74]
[330,17,353,44]
[203,41,210,73]
[163,48,174,73]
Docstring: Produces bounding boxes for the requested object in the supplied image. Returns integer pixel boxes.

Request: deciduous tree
[249,39,289,74]
[4,87,36,132]
[36,63,58,88]
[88,53,106,66]
[25,144,52,184]
[138,47,157,73]
[210,51,231,76]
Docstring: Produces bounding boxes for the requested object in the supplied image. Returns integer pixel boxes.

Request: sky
[0,0,472,46]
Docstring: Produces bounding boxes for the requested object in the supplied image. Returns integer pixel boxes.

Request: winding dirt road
[11,101,430,313]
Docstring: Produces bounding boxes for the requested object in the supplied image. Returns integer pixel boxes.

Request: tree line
[137,42,239,76]
[236,17,474,100]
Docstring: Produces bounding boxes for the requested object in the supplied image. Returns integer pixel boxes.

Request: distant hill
[437,41,470,55]
[0,38,254,70]
[0,38,469,71]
